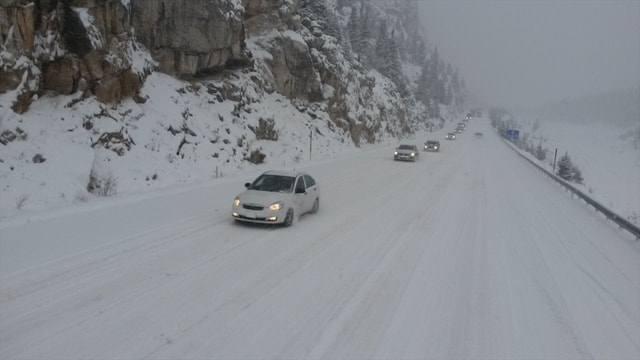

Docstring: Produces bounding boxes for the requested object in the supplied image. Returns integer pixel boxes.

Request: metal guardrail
[500,138,640,240]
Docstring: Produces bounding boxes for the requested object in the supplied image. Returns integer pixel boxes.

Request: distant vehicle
[394,144,419,161]
[424,140,440,152]
[232,170,320,227]
[455,128,463,134]
[445,133,456,140]
[457,122,467,129]
[475,132,483,138]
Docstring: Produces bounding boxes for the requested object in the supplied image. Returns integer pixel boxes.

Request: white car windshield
[398,145,414,150]
[249,174,295,193]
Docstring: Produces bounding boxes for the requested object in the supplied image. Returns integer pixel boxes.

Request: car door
[293,176,307,214]
[303,175,319,211]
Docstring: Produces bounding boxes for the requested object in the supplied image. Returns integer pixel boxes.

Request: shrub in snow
[572,165,584,184]
[535,143,546,161]
[0,127,27,145]
[250,118,278,141]
[87,150,117,197]
[246,149,266,164]
[87,174,117,197]
[32,154,46,163]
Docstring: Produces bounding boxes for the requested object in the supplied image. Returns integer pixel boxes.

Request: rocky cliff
[1,0,439,144]
[0,0,253,111]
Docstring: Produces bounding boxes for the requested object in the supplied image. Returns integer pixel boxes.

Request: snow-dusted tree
[556,152,574,180]
[347,4,367,57]
[425,47,446,104]
[372,21,407,96]
[572,165,584,184]
[300,0,342,41]
[535,142,546,161]
[347,1,374,62]
[450,68,465,110]
[414,60,430,104]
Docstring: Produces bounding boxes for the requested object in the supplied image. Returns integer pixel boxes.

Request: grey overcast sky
[417,0,640,108]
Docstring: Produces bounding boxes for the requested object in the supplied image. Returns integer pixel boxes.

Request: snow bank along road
[1,119,639,359]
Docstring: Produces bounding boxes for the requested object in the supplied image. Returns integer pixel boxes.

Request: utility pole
[552,148,558,174]
[309,128,313,161]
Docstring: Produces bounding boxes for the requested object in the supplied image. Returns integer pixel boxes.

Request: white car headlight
[394,151,398,155]
[411,153,415,156]
[233,198,240,207]
[269,202,283,211]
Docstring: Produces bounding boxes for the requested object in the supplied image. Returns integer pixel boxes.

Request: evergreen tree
[373,23,407,97]
[444,87,453,106]
[300,0,342,41]
[347,5,360,53]
[556,152,574,180]
[356,1,373,62]
[427,47,446,103]
[572,166,584,184]
[373,20,388,70]
[535,142,546,161]
[428,98,440,118]
[415,60,431,104]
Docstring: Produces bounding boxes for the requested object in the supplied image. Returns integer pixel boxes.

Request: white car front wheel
[283,209,294,227]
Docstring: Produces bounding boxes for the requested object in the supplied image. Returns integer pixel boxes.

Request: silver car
[394,144,420,162]
[232,170,320,227]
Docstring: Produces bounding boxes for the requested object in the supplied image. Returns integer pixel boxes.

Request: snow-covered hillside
[0,70,392,219]
[538,121,639,223]
[508,117,640,226]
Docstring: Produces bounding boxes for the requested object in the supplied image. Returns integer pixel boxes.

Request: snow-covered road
[1,119,638,359]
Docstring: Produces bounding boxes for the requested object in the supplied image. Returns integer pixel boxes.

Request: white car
[445,133,456,140]
[232,170,320,227]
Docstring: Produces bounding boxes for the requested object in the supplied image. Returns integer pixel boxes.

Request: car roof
[262,170,304,178]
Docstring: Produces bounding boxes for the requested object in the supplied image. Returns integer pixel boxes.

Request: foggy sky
[417,0,640,108]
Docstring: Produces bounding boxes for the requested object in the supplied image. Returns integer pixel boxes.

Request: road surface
[1,119,638,359]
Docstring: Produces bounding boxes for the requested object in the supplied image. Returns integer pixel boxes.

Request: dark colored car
[424,140,440,152]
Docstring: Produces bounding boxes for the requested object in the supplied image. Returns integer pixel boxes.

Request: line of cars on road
[395,116,482,163]
[232,115,481,227]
